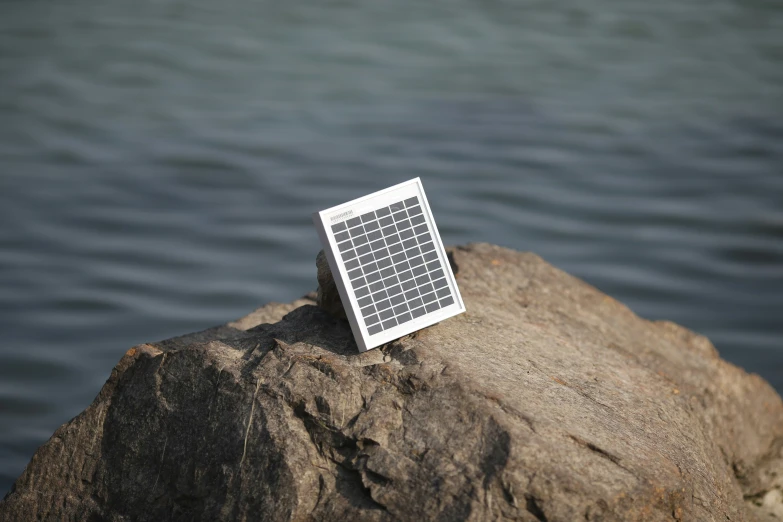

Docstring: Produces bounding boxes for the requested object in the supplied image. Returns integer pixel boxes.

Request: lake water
[1,0,782,496]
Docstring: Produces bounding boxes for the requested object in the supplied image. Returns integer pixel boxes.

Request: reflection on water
[1,0,782,495]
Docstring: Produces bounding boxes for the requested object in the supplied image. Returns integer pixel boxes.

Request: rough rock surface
[2,243,782,522]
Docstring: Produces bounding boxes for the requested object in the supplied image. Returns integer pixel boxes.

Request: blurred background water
[1,0,782,495]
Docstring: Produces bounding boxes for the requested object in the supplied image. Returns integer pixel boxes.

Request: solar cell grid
[314,179,465,351]
[330,195,455,336]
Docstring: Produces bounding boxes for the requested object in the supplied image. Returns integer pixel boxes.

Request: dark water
[1,0,782,495]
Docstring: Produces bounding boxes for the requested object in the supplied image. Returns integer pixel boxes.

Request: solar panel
[313,178,466,352]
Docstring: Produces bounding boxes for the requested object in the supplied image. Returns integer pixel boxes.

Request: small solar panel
[313,178,466,352]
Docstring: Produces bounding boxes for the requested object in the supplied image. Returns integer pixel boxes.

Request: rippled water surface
[1,0,782,495]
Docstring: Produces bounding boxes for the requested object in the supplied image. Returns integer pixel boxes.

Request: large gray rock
[2,243,782,521]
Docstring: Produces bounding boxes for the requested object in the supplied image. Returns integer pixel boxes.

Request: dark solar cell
[332,222,347,233]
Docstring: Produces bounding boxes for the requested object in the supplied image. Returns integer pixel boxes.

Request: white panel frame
[312,178,466,352]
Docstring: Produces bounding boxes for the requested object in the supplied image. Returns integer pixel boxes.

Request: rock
[316,249,346,319]
[2,243,782,521]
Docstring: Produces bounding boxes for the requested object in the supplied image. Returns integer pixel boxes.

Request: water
[1,0,782,495]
